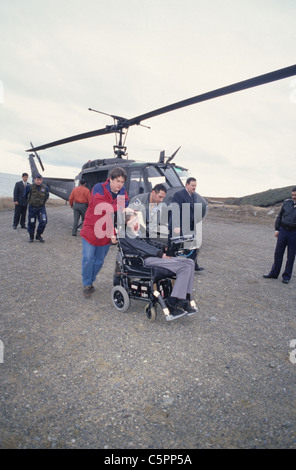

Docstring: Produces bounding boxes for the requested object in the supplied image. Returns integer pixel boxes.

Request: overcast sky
[1,0,295,197]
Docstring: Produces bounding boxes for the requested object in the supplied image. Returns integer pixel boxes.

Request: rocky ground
[0,202,296,449]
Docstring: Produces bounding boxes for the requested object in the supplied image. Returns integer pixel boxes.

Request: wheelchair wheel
[145,304,157,322]
[111,286,130,312]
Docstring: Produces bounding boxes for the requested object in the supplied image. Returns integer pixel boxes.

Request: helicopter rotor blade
[167,146,181,163]
[26,126,119,152]
[126,64,296,126]
[26,64,296,152]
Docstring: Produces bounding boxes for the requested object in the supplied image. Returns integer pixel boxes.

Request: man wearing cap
[27,174,49,243]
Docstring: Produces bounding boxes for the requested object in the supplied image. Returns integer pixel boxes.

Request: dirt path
[0,205,295,449]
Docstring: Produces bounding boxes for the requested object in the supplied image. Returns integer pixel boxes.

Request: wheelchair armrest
[123,255,146,268]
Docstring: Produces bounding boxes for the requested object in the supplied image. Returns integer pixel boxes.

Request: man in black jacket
[169,177,207,271]
[263,187,296,284]
[12,173,30,229]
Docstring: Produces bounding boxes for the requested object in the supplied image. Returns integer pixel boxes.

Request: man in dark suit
[169,177,205,271]
[12,173,30,229]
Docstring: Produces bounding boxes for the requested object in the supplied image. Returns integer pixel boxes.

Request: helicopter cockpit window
[162,167,183,187]
[128,170,145,198]
[146,166,167,191]
[146,165,183,190]
[174,167,190,185]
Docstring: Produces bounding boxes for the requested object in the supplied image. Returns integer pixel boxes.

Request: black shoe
[166,300,186,316]
[282,279,289,284]
[263,274,277,279]
[178,299,199,315]
[36,234,45,243]
[29,237,34,243]
[12,226,17,229]
[21,226,27,229]
[195,264,204,272]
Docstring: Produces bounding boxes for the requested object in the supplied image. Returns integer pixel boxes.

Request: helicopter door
[82,170,109,192]
[127,170,145,198]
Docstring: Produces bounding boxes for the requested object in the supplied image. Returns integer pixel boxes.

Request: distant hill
[210,185,295,207]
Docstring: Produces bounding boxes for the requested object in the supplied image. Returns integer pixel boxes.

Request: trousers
[269,227,296,281]
[82,238,110,287]
[27,206,47,236]
[144,257,195,300]
[72,202,88,235]
[13,204,27,228]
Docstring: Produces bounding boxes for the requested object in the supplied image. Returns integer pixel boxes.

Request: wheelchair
[111,235,195,322]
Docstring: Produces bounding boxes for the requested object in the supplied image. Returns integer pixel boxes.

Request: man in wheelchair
[116,210,198,318]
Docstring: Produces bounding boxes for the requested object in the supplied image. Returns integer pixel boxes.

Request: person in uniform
[27,174,49,243]
[129,183,167,239]
[263,187,296,284]
[12,172,30,229]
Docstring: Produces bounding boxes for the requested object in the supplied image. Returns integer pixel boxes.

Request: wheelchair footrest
[166,312,187,321]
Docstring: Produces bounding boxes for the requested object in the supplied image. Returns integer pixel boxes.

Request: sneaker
[29,237,34,243]
[36,234,45,243]
[83,286,93,298]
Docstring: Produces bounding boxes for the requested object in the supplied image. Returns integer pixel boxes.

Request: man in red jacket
[68,179,91,236]
[80,167,129,297]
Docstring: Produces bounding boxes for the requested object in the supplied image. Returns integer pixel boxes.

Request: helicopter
[26,64,296,219]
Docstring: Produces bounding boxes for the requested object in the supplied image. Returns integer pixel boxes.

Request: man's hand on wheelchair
[162,253,172,259]
[173,227,181,235]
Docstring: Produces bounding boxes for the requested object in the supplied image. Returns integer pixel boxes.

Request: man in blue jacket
[263,187,296,284]
[12,172,30,229]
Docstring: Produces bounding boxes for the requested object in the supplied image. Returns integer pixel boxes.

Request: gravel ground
[0,204,296,449]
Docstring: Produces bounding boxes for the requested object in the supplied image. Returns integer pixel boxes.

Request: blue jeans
[82,238,110,287]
